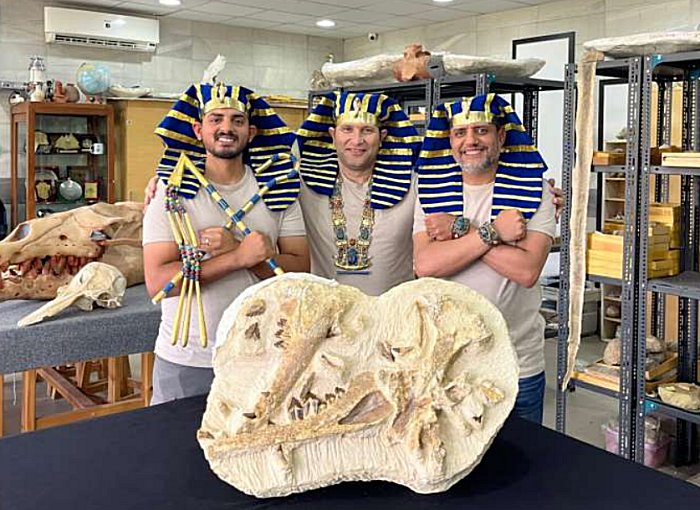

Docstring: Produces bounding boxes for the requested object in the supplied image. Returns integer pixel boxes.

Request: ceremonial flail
[152,152,299,348]
[152,81,301,348]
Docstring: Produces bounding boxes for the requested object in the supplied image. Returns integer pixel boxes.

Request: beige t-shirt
[299,178,415,296]
[413,179,556,378]
[143,167,306,368]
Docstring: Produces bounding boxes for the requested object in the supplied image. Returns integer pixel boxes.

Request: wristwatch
[451,216,470,239]
[477,221,500,246]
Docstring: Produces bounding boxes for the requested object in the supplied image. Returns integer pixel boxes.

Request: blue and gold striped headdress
[297,91,421,209]
[154,82,300,211]
[417,93,546,220]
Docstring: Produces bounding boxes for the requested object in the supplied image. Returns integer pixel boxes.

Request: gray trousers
[150,355,214,406]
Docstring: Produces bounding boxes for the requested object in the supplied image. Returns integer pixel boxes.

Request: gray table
[0,284,161,434]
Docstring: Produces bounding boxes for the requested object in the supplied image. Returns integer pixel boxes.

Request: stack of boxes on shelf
[586,222,680,280]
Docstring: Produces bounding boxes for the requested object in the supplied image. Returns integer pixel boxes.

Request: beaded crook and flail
[152,160,207,348]
[152,152,300,348]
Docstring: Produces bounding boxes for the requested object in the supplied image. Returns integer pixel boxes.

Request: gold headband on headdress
[197,83,249,115]
[336,96,379,126]
[449,96,497,127]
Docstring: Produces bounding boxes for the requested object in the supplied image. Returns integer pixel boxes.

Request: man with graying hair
[413,93,556,424]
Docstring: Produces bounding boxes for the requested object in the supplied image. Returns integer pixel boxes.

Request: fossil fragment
[198,274,518,497]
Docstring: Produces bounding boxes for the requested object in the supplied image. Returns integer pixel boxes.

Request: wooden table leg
[141,352,154,406]
[0,373,4,437]
[21,369,37,432]
[107,357,124,403]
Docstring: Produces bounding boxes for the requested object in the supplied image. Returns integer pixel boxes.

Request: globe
[76,62,111,95]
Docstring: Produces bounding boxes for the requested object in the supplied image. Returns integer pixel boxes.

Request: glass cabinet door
[33,113,109,217]
[11,114,27,226]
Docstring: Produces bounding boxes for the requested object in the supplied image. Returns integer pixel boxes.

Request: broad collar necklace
[329,172,375,271]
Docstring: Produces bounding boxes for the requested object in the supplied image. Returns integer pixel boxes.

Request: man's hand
[237,231,275,268]
[493,209,526,243]
[143,176,158,208]
[424,213,456,241]
[548,178,564,222]
[198,227,239,257]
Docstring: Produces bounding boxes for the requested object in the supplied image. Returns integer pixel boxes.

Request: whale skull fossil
[198,275,519,497]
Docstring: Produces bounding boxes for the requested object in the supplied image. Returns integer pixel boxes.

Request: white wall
[344,0,700,61]
[0,0,343,179]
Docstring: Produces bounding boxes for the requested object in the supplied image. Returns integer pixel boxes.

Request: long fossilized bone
[562,49,604,389]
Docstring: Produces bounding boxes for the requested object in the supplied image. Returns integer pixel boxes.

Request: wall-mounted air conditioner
[44,7,160,52]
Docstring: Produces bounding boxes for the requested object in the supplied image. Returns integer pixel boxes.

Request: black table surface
[1,395,698,510]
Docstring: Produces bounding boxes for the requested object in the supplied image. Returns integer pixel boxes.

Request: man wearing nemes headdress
[296,92,422,296]
[143,82,309,405]
[413,94,556,423]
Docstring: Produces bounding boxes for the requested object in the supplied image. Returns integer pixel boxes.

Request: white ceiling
[63,0,559,38]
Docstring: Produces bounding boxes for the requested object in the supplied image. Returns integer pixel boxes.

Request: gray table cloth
[0,284,160,374]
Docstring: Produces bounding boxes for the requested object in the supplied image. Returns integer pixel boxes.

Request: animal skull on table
[18,262,127,327]
[0,202,143,301]
[198,275,519,497]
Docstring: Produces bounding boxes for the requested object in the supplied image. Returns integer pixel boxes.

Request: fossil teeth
[245,299,266,317]
[245,322,261,340]
[379,342,394,362]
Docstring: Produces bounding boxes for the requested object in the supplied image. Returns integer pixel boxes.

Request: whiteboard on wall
[512,33,574,245]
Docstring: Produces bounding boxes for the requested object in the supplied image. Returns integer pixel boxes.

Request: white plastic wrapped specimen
[584,31,700,58]
[321,51,544,87]
[198,275,519,497]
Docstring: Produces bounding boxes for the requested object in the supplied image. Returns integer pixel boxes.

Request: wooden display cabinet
[10,102,114,227]
[111,97,308,203]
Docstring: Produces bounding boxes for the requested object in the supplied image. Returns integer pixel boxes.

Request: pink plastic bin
[604,425,671,468]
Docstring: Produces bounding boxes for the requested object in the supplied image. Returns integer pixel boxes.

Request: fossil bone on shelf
[0,202,143,301]
[198,274,519,497]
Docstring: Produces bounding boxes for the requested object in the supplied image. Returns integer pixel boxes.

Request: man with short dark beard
[413,94,555,423]
[142,82,309,404]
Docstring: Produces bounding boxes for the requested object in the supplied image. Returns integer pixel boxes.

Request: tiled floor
[2,342,699,486]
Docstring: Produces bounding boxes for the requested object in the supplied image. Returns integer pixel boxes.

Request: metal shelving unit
[308,80,434,129]
[309,74,565,144]
[435,74,564,145]
[639,53,700,466]
[558,50,700,466]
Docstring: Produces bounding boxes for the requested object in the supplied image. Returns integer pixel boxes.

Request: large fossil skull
[0,202,143,301]
[18,262,127,327]
[198,275,518,497]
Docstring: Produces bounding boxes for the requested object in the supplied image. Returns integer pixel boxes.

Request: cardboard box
[593,151,626,165]
[661,151,700,167]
